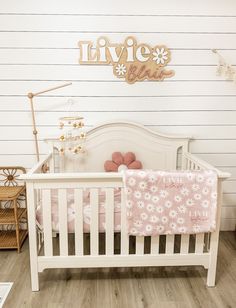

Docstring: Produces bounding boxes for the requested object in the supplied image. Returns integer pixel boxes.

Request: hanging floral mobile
[58,116,86,155]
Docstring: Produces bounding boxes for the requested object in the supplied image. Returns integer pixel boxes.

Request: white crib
[22,121,230,291]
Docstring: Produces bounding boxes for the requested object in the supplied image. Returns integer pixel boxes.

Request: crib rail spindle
[42,190,53,256]
[74,189,84,256]
[105,188,114,255]
[90,188,99,255]
[195,233,205,253]
[151,236,160,254]
[121,189,129,254]
[165,235,175,254]
[58,189,68,256]
[136,236,144,255]
[180,234,190,254]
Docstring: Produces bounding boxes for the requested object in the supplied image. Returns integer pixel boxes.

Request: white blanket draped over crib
[123,170,218,236]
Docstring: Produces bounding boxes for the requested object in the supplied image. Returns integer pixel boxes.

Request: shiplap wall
[1,0,236,230]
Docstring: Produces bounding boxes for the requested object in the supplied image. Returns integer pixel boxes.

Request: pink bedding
[123,170,218,236]
[36,189,122,233]
[36,170,218,236]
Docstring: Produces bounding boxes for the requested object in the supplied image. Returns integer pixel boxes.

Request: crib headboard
[46,121,191,172]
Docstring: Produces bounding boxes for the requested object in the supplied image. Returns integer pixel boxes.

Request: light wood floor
[0,232,235,308]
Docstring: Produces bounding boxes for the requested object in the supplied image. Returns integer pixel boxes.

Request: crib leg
[207,179,223,288]
[27,183,40,291]
[207,260,218,287]
[206,231,219,287]
[207,264,216,287]
[31,270,39,292]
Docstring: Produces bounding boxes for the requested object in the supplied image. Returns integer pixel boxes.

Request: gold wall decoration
[78,36,175,84]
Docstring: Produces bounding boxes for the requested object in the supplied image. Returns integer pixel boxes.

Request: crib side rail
[27,173,215,260]
[183,152,230,180]
[26,152,53,176]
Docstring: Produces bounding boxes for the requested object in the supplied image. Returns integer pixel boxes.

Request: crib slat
[58,189,68,256]
[166,235,175,254]
[187,159,190,169]
[74,189,83,256]
[195,233,205,253]
[121,189,129,254]
[59,154,65,172]
[90,188,99,256]
[180,234,190,254]
[49,154,55,173]
[136,236,144,255]
[190,161,193,169]
[42,190,52,256]
[151,236,159,254]
[105,188,114,255]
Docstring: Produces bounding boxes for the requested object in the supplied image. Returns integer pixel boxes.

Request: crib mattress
[36,189,122,233]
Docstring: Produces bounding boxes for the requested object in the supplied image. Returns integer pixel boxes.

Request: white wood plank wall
[0,0,236,230]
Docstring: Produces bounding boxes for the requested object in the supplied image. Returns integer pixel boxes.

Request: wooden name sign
[78,36,175,84]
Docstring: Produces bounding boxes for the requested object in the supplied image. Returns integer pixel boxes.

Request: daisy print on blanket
[123,170,218,236]
[78,36,175,84]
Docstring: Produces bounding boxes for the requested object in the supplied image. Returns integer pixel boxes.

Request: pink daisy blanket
[123,170,218,236]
